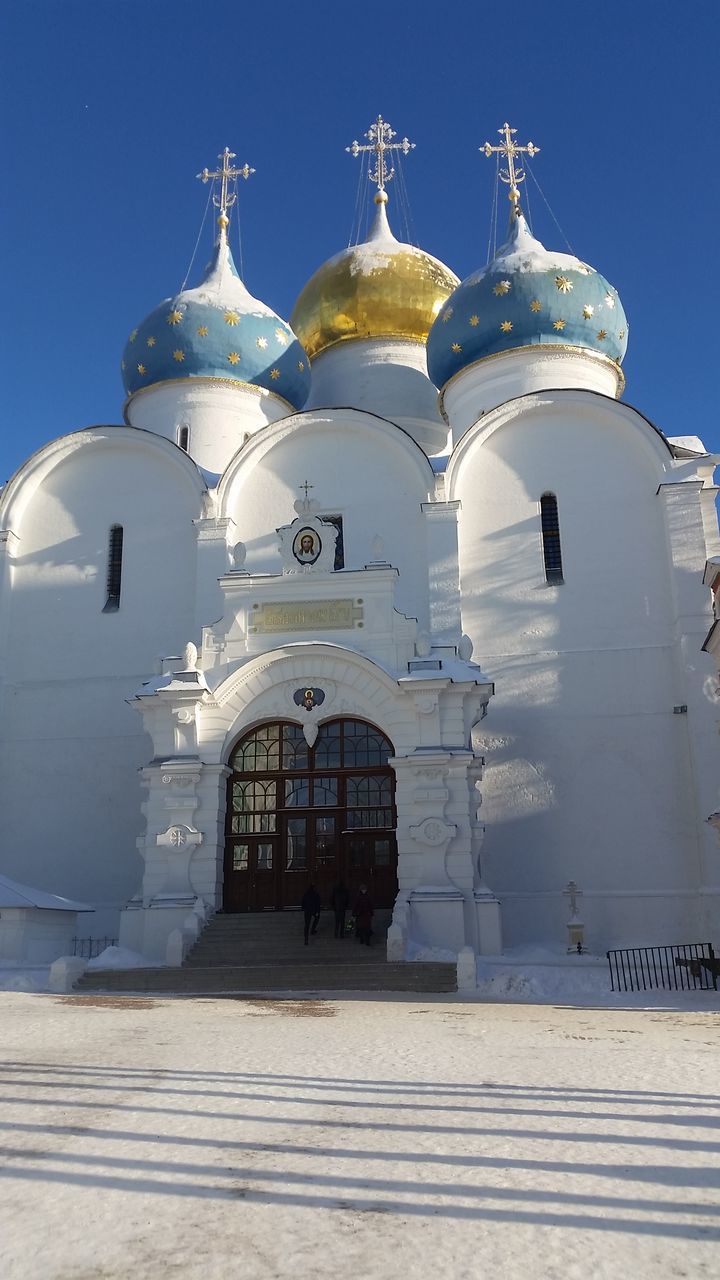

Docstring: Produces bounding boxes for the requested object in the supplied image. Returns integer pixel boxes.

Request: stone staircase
[76,909,457,994]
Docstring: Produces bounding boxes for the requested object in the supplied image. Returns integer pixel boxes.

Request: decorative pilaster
[421,501,462,646]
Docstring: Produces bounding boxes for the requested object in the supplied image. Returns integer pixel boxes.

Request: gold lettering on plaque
[249,599,364,634]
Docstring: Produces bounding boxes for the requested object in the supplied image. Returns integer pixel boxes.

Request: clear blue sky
[2,0,718,481]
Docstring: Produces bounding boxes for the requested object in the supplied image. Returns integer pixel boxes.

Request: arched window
[178,425,189,452]
[102,525,124,612]
[224,719,397,912]
[540,493,563,584]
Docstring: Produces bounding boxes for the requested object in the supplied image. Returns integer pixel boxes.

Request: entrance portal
[223,719,398,912]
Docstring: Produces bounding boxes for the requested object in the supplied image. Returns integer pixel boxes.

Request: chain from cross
[196,147,255,228]
[346,115,415,194]
[300,480,314,500]
[481,123,540,213]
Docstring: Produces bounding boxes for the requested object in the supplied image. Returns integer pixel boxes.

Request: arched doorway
[223,719,397,912]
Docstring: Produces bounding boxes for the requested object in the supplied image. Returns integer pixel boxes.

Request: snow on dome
[121,233,311,411]
[290,194,459,361]
[426,212,628,391]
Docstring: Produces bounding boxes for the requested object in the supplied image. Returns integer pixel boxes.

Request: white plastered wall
[446,389,720,949]
[0,428,207,928]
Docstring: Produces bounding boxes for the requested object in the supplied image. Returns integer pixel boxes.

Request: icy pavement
[0,992,719,1279]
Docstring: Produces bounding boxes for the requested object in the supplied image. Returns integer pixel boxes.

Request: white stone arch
[0,424,208,531]
[215,407,435,519]
[199,643,414,764]
[445,388,675,500]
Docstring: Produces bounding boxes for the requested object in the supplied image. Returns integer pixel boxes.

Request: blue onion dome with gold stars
[121,231,311,410]
[426,211,628,391]
[290,191,459,361]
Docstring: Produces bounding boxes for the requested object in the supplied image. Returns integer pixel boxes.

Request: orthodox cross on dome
[299,479,314,500]
[196,146,255,232]
[347,115,415,200]
[481,122,540,216]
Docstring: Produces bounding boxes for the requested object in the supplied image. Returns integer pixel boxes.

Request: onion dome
[121,232,311,410]
[290,192,459,361]
[427,212,628,391]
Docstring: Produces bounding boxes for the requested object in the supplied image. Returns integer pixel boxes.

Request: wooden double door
[223,719,398,913]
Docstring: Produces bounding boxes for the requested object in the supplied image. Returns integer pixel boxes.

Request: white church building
[1,121,719,965]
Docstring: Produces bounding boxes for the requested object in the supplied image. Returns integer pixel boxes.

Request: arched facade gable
[444,389,675,501]
[199,643,414,765]
[215,407,434,519]
[0,425,208,532]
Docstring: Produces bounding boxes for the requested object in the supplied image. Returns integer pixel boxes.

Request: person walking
[301,883,321,945]
[331,881,349,938]
[353,884,374,946]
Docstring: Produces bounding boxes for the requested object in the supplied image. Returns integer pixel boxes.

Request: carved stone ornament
[277,513,338,575]
[182,642,198,671]
[230,541,247,570]
[409,817,457,847]
[156,824,203,850]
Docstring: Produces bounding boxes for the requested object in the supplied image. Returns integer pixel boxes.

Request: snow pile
[86,945,151,971]
[476,943,611,1002]
[0,964,50,992]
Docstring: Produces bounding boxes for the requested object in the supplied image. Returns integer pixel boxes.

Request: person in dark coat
[301,884,321,945]
[331,881,349,938]
[353,884,374,946]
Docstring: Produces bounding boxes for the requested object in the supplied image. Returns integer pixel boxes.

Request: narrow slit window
[103,525,123,611]
[178,426,189,452]
[540,493,563,584]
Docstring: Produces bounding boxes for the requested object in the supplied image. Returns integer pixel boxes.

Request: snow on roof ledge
[0,873,92,912]
[667,435,709,456]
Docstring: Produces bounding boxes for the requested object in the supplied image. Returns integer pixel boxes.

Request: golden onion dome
[290,193,459,361]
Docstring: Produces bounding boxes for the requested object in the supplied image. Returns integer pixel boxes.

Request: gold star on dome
[173,349,185,362]
[167,309,183,326]
[227,351,241,365]
[582,305,594,319]
[451,342,462,352]
[137,363,147,375]
[529,299,541,313]
[469,314,480,326]
[224,310,240,326]
[256,336,268,350]
[275,328,288,345]
[618,330,626,340]
[441,307,454,323]
[197,325,209,337]
[604,293,615,308]
[493,280,511,296]
[297,360,305,371]
[129,329,138,343]
[147,336,156,347]
[270,367,281,380]
[553,319,566,331]
[500,321,513,333]
[555,276,573,294]
[121,359,125,371]
[596,329,607,340]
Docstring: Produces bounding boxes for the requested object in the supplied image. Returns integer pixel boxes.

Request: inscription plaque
[249,599,364,634]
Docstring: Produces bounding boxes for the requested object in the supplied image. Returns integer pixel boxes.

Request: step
[75,961,457,995]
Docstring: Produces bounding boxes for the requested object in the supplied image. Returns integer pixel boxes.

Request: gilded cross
[481,122,540,214]
[300,480,314,500]
[197,146,255,229]
[347,115,415,194]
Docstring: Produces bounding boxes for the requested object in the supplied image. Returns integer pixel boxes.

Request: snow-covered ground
[1,991,719,1279]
